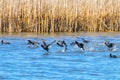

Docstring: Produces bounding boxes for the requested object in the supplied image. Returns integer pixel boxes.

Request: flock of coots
[0,38,118,58]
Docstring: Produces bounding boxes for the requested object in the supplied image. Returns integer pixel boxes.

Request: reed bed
[0,0,119,33]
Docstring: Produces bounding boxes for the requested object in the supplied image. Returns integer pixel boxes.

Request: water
[0,32,120,80]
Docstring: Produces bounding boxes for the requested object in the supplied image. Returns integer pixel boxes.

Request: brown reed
[0,0,119,33]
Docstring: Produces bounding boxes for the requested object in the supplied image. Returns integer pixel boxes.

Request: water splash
[61,49,65,53]
[112,46,117,51]
[89,47,95,52]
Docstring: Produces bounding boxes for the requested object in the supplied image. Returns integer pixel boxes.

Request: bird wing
[41,39,47,46]
[47,40,56,47]
[63,41,67,47]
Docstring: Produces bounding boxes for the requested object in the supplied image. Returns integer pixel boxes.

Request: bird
[27,40,39,47]
[75,41,85,50]
[56,40,67,51]
[104,41,114,48]
[81,38,90,43]
[109,53,117,58]
[41,39,56,52]
[70,41,76,46]
[1,40,10,44]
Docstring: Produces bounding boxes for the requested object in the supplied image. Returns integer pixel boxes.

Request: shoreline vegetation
[0,0,119,33]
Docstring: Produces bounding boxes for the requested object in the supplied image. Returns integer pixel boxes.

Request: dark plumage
[70,41,76,46]
[82,38,90,43]
[105,41,114,48]
[27,40,39,47]
[41,39,56,52]
[75,41,85,50]
[1,40,10,44]
[57,40,67,51]
[109,53,117,58]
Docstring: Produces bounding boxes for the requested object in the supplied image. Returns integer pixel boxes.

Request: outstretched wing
[47,40,56,47]
[63,41,67,47]
[82,38,90,43]
[41,39,47,46]
[57,41,64,47]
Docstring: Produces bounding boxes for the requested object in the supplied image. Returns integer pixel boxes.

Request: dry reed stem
[0,0,119,33]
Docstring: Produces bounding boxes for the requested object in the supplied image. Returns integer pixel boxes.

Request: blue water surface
[0,32,120,80]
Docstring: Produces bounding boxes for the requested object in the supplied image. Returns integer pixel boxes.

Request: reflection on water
[0,32,120,80]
